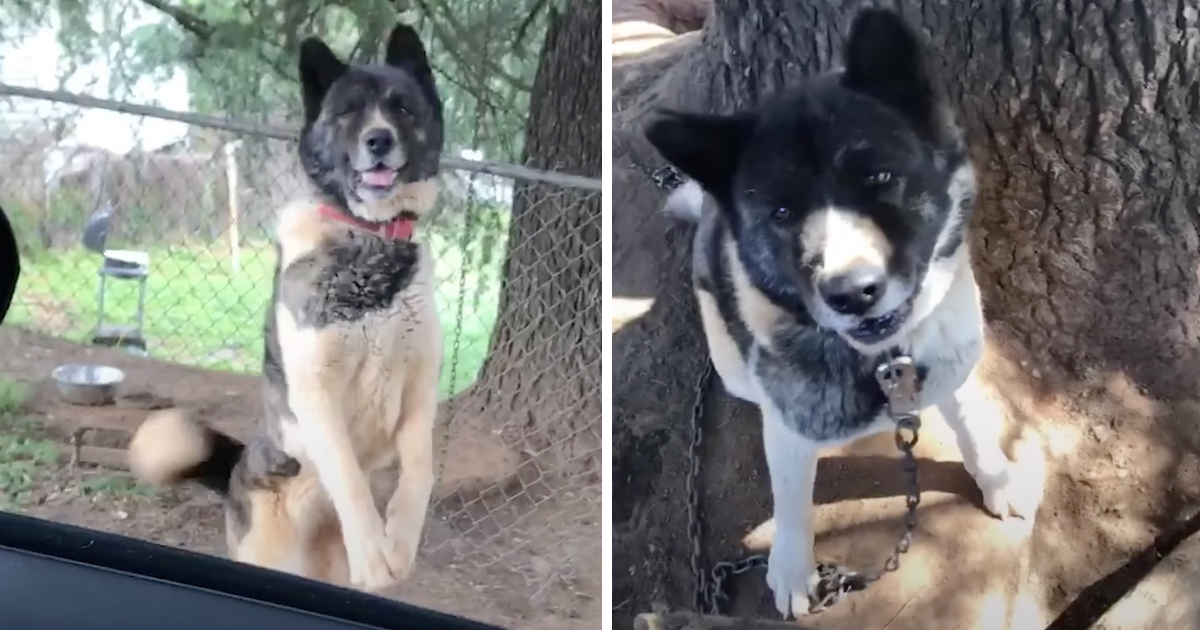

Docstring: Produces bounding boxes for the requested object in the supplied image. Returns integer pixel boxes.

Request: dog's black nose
[818,266,887,316]
[363,128,395,158]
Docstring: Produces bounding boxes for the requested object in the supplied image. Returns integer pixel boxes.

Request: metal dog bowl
[51,363,125,406]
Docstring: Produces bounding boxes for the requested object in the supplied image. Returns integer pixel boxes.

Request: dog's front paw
[383,524,418,581]
[348,533,397,593]
[974,461,1042,520]
[766,527,819,619]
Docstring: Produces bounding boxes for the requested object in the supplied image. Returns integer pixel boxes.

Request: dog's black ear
[298,37,348,123]
[644,109,756,199]
[841,9,946,142]
[384,23,429,68]
[384,23,435,88]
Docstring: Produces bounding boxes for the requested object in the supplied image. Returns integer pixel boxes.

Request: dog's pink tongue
[361,169,395,187]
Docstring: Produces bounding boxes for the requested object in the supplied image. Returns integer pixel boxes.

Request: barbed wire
[0,90,600,626]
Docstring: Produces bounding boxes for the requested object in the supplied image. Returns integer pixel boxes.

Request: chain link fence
[0,86,600,622]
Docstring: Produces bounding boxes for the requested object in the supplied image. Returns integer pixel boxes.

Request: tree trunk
[445,0,602,489]
[613,0,1200,627]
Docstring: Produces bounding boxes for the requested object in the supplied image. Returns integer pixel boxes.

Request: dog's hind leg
[760,400,822,619]
[231,487,303,575]
[382,355,439,581]
[937,369,1042,520]
[303,510,350,588]
[222,437,308,575]
[239,475,350,587]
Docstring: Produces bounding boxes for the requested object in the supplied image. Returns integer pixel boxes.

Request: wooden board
[62,444,129,470]
[634,612,815,630]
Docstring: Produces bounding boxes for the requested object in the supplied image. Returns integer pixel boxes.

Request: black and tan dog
[128,23,445,593]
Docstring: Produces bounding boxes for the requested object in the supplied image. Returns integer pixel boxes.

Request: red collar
[318,205,415,240]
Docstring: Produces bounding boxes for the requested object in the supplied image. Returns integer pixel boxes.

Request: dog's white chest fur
[272,201,443,470]
[332,263,439,468]
[900,250,984,412]
[277,273,440,469]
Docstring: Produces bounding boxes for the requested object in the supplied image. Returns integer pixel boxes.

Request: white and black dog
[645,8,1039,619]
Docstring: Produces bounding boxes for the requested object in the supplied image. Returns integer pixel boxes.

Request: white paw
[383,523,418,582]
[973,461,1042,520]
[766,527,819,619]
[348,531,397,593]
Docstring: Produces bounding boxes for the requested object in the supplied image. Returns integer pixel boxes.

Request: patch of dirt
[0,326,598,630]
[613,309,1200,629]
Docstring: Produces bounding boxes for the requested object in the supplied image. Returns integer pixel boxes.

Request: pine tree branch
[135,0,214,39]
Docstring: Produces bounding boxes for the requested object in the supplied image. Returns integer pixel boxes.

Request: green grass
[0,373,153,509]
[0,376,30,417]
[77,474,159,500]
[7,231,505,397]
[0,374,59,509]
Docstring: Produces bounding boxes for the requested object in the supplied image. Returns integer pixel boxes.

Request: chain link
[686,360,712,611]
[650,166,685,191]
[630,158,684,194]
[705,553,769,613]
[436,170,480,486]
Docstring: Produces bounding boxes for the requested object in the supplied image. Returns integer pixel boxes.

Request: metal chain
[684,349,924,615]
[643,159,769,613]
[801,356,924,613]
[649,165,685,191]
[436,171,479,486]
[686,360,713,611]
[630,157,684,194]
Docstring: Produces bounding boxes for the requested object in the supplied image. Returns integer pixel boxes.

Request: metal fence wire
[0,86,600,617]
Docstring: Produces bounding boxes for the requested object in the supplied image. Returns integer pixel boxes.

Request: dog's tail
[660,179,706,223]
[128,408,243,496]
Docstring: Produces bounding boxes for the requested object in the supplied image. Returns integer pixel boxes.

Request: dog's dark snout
[364,128,396,158]
[818,266,886,316]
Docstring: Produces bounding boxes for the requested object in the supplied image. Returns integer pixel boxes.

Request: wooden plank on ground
[634,612,814,630]
[58,407,141,433]
[65,445,129,470]
[1093,527,1200,629]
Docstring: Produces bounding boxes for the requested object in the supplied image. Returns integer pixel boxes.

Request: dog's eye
[385,95,411,117]
[865,171,892,186]
[772,206,793,223]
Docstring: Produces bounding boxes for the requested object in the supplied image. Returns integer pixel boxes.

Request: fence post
[222,140,242,275]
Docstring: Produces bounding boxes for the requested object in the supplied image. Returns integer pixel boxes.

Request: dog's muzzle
[364,128,395,160]
[353,127,409,193]
[816,264,887,317]
[815,262,915,346]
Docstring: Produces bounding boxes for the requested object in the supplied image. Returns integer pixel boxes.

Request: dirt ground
[0,326,599,630]
[612,305,1200,629]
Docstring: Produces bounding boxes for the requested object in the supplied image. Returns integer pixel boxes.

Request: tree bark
[613,0,1200,626]
[446,0,602,486]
